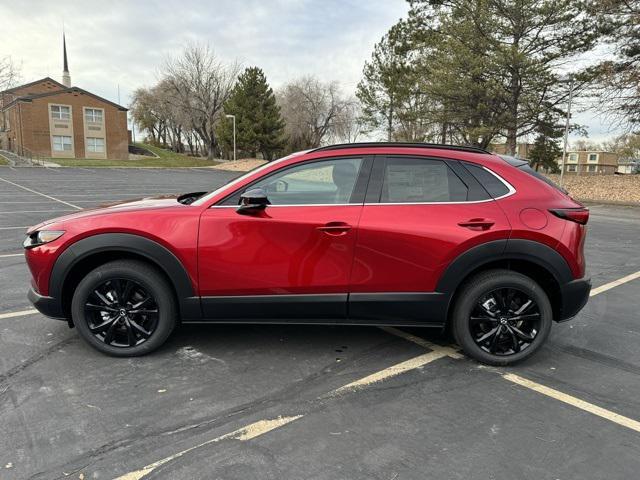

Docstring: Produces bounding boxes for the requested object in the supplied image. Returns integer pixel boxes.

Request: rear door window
[378,157,468,203]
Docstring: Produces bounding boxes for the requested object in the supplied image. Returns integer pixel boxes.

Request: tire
[71,260,177,357]
[451,269,552,366]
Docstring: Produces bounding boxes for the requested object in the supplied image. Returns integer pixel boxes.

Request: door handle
[317,222,352,236]
[458,218,495,231]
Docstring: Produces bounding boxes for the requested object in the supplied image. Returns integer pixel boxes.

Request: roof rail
[311,142,491,155]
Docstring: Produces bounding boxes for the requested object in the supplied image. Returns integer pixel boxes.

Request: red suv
[24,143,590,365]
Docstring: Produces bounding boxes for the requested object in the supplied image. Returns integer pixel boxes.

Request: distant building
[557,151,619,175]
[490,143,535,159]
[617,158,639,174]
[0,34,128,160]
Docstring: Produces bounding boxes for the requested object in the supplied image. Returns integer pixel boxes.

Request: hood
[27,193,198,233]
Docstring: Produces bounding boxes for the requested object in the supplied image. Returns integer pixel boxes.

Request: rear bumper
[557,277,591,322]
[28,287,67,320]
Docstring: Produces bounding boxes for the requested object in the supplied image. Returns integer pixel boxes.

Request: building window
[52,135,72,151]
[85,108,103,123]
[51,105,71,120]
[567,164,577,172]
[568,153,578,163]
[588,153,599,163]
[587,165,597,172]
[86,137,105,153]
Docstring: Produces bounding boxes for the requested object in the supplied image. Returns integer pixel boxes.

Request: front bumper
[557,277,591,322]
[28,287,67,320]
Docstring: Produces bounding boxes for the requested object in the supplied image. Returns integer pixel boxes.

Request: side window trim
[365,155,477,205]
[215,155,373,207]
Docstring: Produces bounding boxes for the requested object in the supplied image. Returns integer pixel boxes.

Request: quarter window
[86,137,105,153]
[51,105,71,120]
[85,108,103,123]
[463,163,509,198]
[52,135,72,151]
[380,158,468,203]
[239,157,363,205]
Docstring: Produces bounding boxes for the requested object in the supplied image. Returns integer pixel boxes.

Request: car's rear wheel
[71,260,177,356]
[452,269,552,366]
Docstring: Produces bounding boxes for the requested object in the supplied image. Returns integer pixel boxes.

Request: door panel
[350,155,512,297]
[350,202,511,293]
[198,205,363,319]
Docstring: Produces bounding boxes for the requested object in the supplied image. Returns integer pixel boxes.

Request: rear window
[498,155,567,194]
[463,163,510,198]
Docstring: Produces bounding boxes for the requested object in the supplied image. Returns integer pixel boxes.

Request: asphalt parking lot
[0,166,639,480]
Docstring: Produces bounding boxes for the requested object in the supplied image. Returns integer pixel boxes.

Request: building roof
[2,83,127,111]
[0,76,67,95]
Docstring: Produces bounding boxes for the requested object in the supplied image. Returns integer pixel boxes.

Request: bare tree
[163,43,240,159]
[277,76,348,151]
[0,56,20,92]
[331,98,366,144]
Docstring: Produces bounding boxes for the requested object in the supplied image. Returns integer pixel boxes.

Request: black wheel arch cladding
[50,233,199,319]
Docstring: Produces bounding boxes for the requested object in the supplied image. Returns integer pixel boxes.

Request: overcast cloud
[0,0,621,143]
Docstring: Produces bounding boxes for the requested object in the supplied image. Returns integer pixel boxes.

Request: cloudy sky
[0,0,621,143]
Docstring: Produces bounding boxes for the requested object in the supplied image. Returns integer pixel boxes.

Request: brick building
[0,36,128,160]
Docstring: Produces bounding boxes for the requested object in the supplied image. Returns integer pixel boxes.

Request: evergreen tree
[528,112,563,172]
[218,67,286,160]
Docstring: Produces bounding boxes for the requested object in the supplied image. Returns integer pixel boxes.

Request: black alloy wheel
[469,287,541,356]
[451,269,552,366]
[71,260,177,356]
[85,278,159,348]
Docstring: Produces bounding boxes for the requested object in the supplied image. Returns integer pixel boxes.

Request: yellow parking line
[503,373,640,433]
[0,309,38,320]
[331,349,450,395]
[590,270,640,297]
[114,415,303,480]
[380,326,462,358]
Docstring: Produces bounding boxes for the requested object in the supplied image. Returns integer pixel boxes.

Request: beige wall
[48,102,75,158]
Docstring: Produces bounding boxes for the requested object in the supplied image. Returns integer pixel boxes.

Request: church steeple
[62,32,71,87]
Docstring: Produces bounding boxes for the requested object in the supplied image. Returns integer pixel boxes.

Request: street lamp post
[225,114,236,162]
[559,77,575,188]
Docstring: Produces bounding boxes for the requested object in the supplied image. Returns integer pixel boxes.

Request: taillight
[549,208,589,225]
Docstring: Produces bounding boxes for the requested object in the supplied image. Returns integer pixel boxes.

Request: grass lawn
[48,143,220,168]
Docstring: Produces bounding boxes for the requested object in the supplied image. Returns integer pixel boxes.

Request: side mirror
[237,187,270,214]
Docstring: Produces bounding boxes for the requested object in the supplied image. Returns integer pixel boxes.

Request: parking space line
[0,226,30,230]
[0,253,22,258]
[590,270,640,297]
[503,373,640,433]
[0,176,81,210]
[380,326,462,358]
[0,309,38,320]
[0,209,75,214]
[114,415,303,480]
[330,349,451,395]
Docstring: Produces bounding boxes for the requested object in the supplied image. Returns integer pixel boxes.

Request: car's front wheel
[71,260,177,356]
[452,269,552,366]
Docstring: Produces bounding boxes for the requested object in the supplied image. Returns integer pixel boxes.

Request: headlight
[23,230,65,249]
